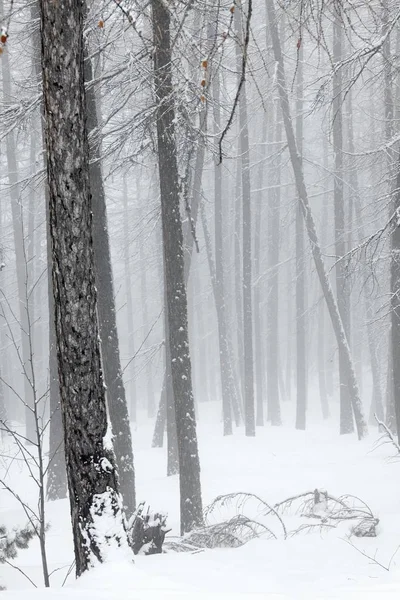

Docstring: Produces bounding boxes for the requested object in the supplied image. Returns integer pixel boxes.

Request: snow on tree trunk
[266,0,367,440]
[39,0,130,575]
[152,0,203,534]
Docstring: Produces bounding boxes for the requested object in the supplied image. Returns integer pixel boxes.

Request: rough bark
[152,0,202,533]
[29,0,67,502]
[266,100,282,427]
[266,0,367,439]
[39,0,129,575]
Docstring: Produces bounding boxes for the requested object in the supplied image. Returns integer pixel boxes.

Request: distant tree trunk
[386,341,396,433]
[152,381,166,448]
[138,190,155,418]
[267,99,282,427]
[295,40,307,430]
[85,53,136,518]
[122,175,137,421]
[1,1,34,436]
[164,276,179,475]
[0,194,7,424]
[266,0,367,439]
[39,0,129,575]
[212,66,235,435]
[254,119,267,425]
[346,90,384,423]
[333,6,354,435]
[286,258,293,403]
[318,138,330,420]
[382,0,397,435]
[152,0,202,533]
[391,160,400,442]
[235,0,255,437]
[234,153,244,398]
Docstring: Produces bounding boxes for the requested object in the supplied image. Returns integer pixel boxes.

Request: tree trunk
[391,160,400,442]
[138,189,155,419]
[266,100,282,427]
[152,0,202,533]
[254,119,267,425]
[212,64,237,433]
[39,0,129,575]
[266,0,367,439]
[333,6,354,435]
[122,175,137,421]
[234,0,255,436]
[295,40,307,430]
[29,0,67,500]
[85,54,136,518]
[1,0,35,437]
[318,137,330,420]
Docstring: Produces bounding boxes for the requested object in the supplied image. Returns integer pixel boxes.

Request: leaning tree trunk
[332,6,354,435]
[84,53,136,518]
[39,0,129,575]
[266,0,367,439]
[152,0,203,534]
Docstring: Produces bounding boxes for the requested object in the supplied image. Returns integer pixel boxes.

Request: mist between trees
[0,0,399,581]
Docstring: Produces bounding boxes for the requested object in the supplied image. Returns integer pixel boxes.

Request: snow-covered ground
[1,396,400,598]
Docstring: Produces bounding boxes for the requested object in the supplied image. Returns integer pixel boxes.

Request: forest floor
[1,394,400,598]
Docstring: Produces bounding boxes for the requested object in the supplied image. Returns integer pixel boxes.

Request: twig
[343,538,400,572]
[218,0,252,164]
[374,415,400,454]
[3,559,37,588]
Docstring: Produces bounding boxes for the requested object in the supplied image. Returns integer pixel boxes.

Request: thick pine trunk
[39,0,129,575]
[29,0,67,500]
[152,0,202,533]
[266,0,367,439]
